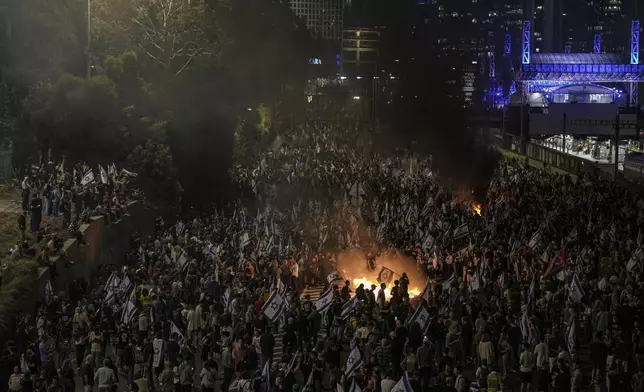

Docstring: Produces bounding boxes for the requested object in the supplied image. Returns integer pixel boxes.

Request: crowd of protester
[8,162,137,269]
[2,120,644,392]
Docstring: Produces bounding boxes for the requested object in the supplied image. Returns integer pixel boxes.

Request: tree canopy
[4,0,316,206]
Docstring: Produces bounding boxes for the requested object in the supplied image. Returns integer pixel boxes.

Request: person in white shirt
[534,338,549,369]
[519,343,535,392]
[380,371,396,392]
[199,363,216,392]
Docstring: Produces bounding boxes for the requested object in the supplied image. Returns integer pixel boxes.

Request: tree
[23,74,123,163]
[92,0,229,77]
[127,139,180,204]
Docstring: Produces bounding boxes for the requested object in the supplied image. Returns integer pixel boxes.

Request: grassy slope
[0,194,39,333]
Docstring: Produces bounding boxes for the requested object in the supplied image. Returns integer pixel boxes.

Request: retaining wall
[33,201,156,303]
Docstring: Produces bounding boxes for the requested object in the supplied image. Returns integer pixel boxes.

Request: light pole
[86,0,91,78]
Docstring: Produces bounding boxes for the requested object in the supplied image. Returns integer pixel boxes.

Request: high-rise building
[289,0,345,42]
[527,0,639,55]
[341,27,380,77]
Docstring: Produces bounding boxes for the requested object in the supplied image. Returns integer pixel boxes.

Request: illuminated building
[289,0,345,42]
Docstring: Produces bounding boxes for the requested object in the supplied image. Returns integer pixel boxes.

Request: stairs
[272,284,327,360]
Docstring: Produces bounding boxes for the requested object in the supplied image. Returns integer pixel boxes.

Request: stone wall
[33,201,156,302]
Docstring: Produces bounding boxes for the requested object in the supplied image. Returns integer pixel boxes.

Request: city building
[341,27,381,77]
[289,0,345,42]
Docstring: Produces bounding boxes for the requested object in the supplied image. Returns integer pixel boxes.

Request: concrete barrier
[33,201,156,303]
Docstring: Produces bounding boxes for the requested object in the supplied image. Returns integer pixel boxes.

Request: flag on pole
[108,163,117,179]
[81,169,95,186]
[390,373,414,392]
[341,296,358,319]
[408,304,431,331]
[568,273,585,303]
[419,278,431,303]
[262,291,285,322]
[98,164,108,184]
[170,321,185,344]
[314,288,334,314]
[344,347,363,378]
[45,280,54,304]
[349,380,362,392]
[262,361,272,388]
[377,266,395,285]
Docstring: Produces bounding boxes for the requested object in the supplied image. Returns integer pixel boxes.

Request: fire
[472,202,482,216]
[352,277,422,299]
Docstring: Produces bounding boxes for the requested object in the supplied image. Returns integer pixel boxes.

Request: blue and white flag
[45,280,54,304]
[528,277,536,306]
[344,347,363,378]
[341,296,358,319]
[349,380,362,392]
[327,271,343,284]
[408,304,430,331]
[262,361,272,387]
[567,318,577,354]
[390,372,413,392]
[314,288,334,314]
[121,298,138,324]
[285,350,299,376]
[170,321,185,344]
[419,278,431,302]
[80,169,95,186]
[262,290,285,322]
[117,275,132,297]
[442,273,454,291]
[224,288,232,312]
[520,311,530,340]
[569,273,585,303]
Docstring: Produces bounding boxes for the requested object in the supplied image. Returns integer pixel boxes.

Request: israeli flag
[442,273,454,291]
[171,321,185,344]
[98,164,108,184]
[262,361,271,387]
[453,223,469,240]
[224,288,232,312]
[45,280,54,304]
[390,372,413,392]
[419,278,431,303]
[117,275,132,297]
[341,296,358,319]
[520,311,530,341]
[314,288,334,314]
[349,380,362,392]
[568,273,585,303]
[327,271,343,284]
[80,169,95,186]
[408,304,430,331]
[121,299,138,324]
[344,347,363,378]
[262,290,285,322]
[567,318,576,354]
[177,250,188,270]
[285,350,299,376]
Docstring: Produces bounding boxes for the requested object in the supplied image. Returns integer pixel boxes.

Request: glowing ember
[352,277,422,299]
[472,202,482,216]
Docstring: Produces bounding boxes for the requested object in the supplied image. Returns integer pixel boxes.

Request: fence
[493,133,589,176]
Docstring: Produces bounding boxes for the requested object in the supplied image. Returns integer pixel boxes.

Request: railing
[493,133,588,176]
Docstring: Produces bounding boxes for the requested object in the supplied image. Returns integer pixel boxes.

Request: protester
[7,119,644,392]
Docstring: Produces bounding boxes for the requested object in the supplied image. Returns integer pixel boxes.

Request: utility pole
[86,0,91,78]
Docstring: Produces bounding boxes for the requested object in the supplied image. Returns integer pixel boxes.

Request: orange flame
[351,277,422,299]
[472,202,482,216]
